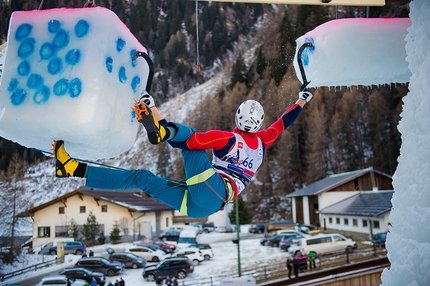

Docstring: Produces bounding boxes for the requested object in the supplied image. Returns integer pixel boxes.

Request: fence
[174,245,387,286]
[0,256,63,282]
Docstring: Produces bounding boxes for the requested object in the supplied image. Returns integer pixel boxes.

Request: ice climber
[52,90,313,218]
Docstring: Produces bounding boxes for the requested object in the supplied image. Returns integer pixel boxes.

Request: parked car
[44,241,87,256]
[142,257,194,281]
[372,231,387,247]
[149,240,177,253]
[74,257,124,276]
[288,233,357,255]
[202,222,215,233]
[36,238,75,254]
[59,268,106,286]
[215,226,234,233]
[36,275,86,286]
[108,252,147,268]
[135,243,172,254]
[248,224,265,234]
[187,243,214,260]
[267,235,290,247]
[125,246,166,262]
[159,228,181,242]
[280,236,302,252]
[168,248,204,265]
[262,230,309,246]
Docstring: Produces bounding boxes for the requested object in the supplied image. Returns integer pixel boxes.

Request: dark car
[74,257,124,276]
[249,224,265,234]
[149,240,176,253]
[46,241,87,256]
[372,231,387,247]
[142,257,194,281]
[159,229,181,242]
[280,236,302,251]
[266,235,285,247]
[108,252,147,269]
[59,268,106,286]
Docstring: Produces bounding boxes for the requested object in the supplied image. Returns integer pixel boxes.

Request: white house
[287,167,393,239]
[24,186,176,248]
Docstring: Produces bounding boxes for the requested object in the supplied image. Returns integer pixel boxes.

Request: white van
[177,225,200,248]
[33,238,75,254]
[288,233,357,255]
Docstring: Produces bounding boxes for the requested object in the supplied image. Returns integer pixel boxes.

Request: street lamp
[232,198,242,277]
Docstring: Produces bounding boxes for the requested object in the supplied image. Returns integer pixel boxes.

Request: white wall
[320,191,360,209]
[321,213,390,235]
[32,193,172,247]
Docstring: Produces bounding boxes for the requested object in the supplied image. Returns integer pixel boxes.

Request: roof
[22,186,174,216]
[318,190,394,217]
[287,167,391,197]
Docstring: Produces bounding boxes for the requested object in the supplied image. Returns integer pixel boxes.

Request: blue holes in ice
[118,66,127,83]
[26,73,44,89]
[130,49,137,67]
[48,57,62,75]
[39,42,55,60]
[17,61,31,77]
[131,76,140,93]
[65,49,81,65]
[18,38,36,59]
[15,24,32,41]
[75,20,89,38]
[105,57,113,73]
[33,86,50,104]
[8,78,19,92]
[53,79,69,96]
[52,29,69,49]
[53,78,82,98]
[11,89,27,106]
[48,20,61,33]
[116,38,126,52]
[302,38,315,67]
[7,18,91,107]
[68,78,82,98]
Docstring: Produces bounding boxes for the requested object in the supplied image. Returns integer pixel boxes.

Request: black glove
[298,89,313,103]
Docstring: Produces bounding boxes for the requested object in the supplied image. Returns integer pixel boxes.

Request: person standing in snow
[52,89,312,218]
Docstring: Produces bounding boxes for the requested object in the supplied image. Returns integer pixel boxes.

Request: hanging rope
[195,0,200,74]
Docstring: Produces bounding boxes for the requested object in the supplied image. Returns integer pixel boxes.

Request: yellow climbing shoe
[52,140,79,177]
[132,99,168,144]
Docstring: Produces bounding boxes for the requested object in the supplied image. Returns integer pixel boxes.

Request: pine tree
[110,221,122,244]
[68,218,80,241]
[228,196,252,225]
[82,211,102,246]
[231,54,247,88]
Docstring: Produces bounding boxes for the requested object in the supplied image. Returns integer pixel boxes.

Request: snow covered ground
[3,232,288,285]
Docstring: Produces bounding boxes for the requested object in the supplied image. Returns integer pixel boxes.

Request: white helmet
[235,100,264,132]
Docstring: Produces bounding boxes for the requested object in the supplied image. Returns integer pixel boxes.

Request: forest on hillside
[0,0,411,220]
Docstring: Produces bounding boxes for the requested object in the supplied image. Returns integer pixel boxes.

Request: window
[59,206,65,214]
[101,205,108,212]
[353,219,358,226]
[373,220,380,229]
[55,226,69,237]
[38,227,51,238]
[336,218,340,225]
[363,219,368,227]
[166,217,169,227]
[80,206,86,213]
[344,218,349,225]
[328,217,333,224]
